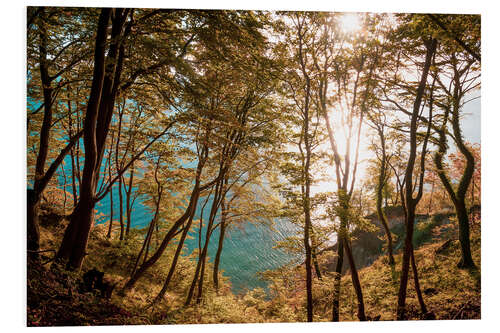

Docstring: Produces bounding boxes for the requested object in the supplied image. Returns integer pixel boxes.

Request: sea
[59,155,301,293]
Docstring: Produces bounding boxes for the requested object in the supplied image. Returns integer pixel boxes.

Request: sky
[461,96,481,144]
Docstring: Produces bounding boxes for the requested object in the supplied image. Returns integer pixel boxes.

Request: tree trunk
[213,196,228,292]
[118,176,124,241]
[70,145,79,207]
[125,163,135,238]
[343,238,366,321]
[410,248,428,315]
[57,194,96,268]
[123,174,203,291]
[396,38,436,320]
[397,209,414,320]
[187,177,224,305]
[27,190,41,262]
[427,181,435,216]
[310,227,323,280]
[433,85,475,268]
[451,89,476,268]
[456,200,474,267]
[115,107,125,241]
[377,183,395,265]
[376,134,395,265]
[68,100,79,208]
[332,236,344,322]
[196,249,209,304]
[154,210,196,304]
[106,139,114,239]
[61,163,68,212]
[374,123,395,265]
[55,8,112,269]
[131,185,161,277]
[28,8,53,262]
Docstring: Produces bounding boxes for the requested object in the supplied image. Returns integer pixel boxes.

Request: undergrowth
[27,210,480,325]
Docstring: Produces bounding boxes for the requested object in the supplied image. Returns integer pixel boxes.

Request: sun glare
[338,13,362,34]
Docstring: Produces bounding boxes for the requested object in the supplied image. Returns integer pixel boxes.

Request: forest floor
[331,222,481,321]
[27,206,481,326]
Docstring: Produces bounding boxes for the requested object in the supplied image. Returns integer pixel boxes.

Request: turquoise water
[60,155,300,292]
[29,96,300,292]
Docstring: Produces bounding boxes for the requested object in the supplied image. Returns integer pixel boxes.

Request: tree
[123,10,274,291]
[55,8,132,269]
[366,111,396,265]
[276,12,328,321]
[432,42,480,268]
[311,13,384,322]
[27,7,89,261]
[392,30,437,319]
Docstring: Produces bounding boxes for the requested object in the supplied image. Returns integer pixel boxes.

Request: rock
[424,287,438,295]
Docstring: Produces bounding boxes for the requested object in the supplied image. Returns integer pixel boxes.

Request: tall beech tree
[122,9,273,292]
[276,12,327,322]
[432,50,479,268]
[394,35,437,320]
[426,14,480,268]
[55,8,203,269]
[55,8,132,268]
[311,13,381,322]
[366,110,395,265]
[27,7,89,261]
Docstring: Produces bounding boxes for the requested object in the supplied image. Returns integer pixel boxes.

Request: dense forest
[26,7,481,325]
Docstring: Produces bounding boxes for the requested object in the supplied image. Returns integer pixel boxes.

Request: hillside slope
[27,207,481,325]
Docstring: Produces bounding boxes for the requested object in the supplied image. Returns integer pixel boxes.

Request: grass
[28,208,481,325]
[327,219,481,321]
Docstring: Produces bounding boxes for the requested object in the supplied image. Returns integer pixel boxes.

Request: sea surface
[59,155,301,293]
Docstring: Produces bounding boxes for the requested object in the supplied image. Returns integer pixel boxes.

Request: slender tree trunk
[55,8,112,269]
[27,190,41,262]
[28,8,52,262]
[377,174,395,265]
[61,163,68,212]
[311,245,322,280]
[154,209,196,303]
[118,176,124,240]
[427,181,435,216]
[123,163,205,291]
[107,182,114,238]
[310,227,323,280]
[185,251,202,306]
[396,38,436,320]
[68,100,79,208]
[115,107,125,241]
[410,248,427,315]
[451,93,475,268]
[187,177,224,306]
[456,200,474,267]
[131,179,163,278]
[433,92,475,268]
[213,195,228,292]
[75,109,82,188]
[376,132,395,265]
[397,209,415,320]
[106,135,114,239]
[125,163,135,237]
[378,207,395,265]
[70,146,78,207]
[196,249,209,304]
[343,238,366,321]
[332,236,344,322]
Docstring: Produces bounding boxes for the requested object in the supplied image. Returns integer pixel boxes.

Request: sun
[338,13,362,34]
